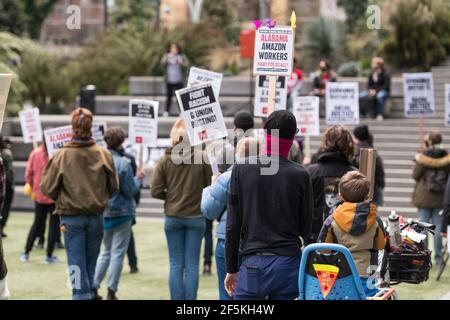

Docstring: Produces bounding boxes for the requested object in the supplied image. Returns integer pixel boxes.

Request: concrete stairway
[4,115,450,219]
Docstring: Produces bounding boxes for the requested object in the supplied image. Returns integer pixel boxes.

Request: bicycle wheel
[436,241,448,281]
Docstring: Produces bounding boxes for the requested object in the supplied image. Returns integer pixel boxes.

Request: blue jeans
[164,216,206,300]
[61,215,104,300]
[360,89,389,116]
[93,220,132,292]
[418,208,443,263]
[215,239,231,300]
[233,255,300,300]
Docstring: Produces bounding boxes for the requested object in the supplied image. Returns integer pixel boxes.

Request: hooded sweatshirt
[318,201,386,276]
[41,139,119,215]
[151,145,212,217]
[412,148,450,209]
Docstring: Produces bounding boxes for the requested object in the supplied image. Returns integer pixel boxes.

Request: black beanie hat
[353,124,369,141]
[234,110,254,131]
[264,110,297,139]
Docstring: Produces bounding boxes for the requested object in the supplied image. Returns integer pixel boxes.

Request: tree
[21,0,59,39]
[337,0,368,30]
[111,0,155,30]
[0,0,26,35]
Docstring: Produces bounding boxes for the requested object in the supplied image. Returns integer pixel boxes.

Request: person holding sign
[201,137,261,300]
[307,126,356,244]
[21,141,60,264]
[162,43,188,117]
[359,57,390,121]
[92,127,145,300]
[151,119,212,300]
[311,59,337,97]
[225,110,313,300]
[41,108,119,300]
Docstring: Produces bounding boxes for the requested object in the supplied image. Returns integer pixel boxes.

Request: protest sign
[19,107,43,144]
[44,125,72,157]
[129,99,158,147]
[253,26,294,76]
[326,82,359,125]
[254,75,287,117]
[445,84,450,126]
[403,73,435,118]
[92,121,107,148]
[293,96,320,136]
[0,74,13,132]
[176,83,228,146]
[187,67,223,98]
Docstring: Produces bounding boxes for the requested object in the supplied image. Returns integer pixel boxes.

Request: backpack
[424,169,447,193]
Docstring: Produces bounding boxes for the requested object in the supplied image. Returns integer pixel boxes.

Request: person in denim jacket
[92,127,145,300]
[201,137,260,300]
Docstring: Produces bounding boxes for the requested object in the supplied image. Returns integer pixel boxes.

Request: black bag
[424,169,447,193]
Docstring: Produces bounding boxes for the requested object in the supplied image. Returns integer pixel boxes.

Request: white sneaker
[376,114,384,122]
[163,111,169,117]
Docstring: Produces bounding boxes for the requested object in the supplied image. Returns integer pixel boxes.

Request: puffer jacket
[306,151,356,244]
[411,148,450,209]
[318,201,386,276]
[201,168,232,240]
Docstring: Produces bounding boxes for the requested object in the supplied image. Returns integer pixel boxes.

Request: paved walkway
[440,291,450,300]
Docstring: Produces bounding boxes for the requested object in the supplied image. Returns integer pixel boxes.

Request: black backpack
[424,169,447,193]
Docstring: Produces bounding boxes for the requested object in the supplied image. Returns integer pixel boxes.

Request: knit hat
[234,110,254,131]
[353,125,370,142]
[264,110,297,139]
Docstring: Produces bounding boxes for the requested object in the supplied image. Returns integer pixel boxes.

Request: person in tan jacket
[41,108,118,300]
[411,131,450,266]
[318,171,386,297]
[151,118,211,300]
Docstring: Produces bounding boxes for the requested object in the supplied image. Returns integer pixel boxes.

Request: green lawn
[2,213,449,300]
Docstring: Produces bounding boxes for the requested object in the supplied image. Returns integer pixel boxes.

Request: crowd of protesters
[0,100,449,300]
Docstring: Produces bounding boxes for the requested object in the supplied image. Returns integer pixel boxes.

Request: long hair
[169,118,189,146]
[71,108,93,140]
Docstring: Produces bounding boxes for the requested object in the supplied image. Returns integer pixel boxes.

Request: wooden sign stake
[359,148,377,202]
[139,144,144,170]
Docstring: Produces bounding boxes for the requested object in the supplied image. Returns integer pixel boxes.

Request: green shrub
[382,0,450,70]
[337,61,360,77]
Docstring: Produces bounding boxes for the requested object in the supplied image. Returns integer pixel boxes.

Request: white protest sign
[0,74,13,132]
[187,67,223,98]
[92,121,107,148]
[176,83,228,146]
[326,82,359,125]
[19,107,43,144]
[445,84,450,126]
[44,122,109,156]
[254,75,287,117]
[44,125,72,157]
[128,99,158,147]
[253,26,294,76]
[403,72,435,118]
[293,96,320,136]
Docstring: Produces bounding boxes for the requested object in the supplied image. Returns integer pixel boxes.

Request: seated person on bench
[360,57,390,121]
[318,171,386,297]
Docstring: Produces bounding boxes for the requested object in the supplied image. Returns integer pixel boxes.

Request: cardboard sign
[254,75,287,117]
[0,74,13,132]
[293,96,320,136]
[445,84,450,126]
[19,107,43,144]
[44,122,108,157]
[326,82,359,125]
[253,26,294,76]
[129,99,158,147]
[403,73,435,118]
[176,83,228,146]
[187,67,223,98]
[44,125,72,157]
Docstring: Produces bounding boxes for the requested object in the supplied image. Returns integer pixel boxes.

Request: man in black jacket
[225,110,313,300]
